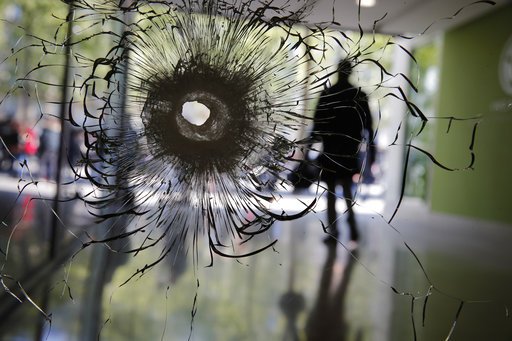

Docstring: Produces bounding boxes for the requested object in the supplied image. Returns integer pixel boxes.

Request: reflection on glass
[305,243,358,341]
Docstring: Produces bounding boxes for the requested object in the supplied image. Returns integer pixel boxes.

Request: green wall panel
[431,5,512,223]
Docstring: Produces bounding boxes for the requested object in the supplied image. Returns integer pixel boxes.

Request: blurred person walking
[311,61,376,243]
[38,118,61,180]
[18,124,40,177]
[0,117,21,176]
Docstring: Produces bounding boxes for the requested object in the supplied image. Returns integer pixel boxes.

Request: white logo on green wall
[499,35,512,96]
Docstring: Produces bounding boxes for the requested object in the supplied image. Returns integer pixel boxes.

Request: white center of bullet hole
[181,101,211,126]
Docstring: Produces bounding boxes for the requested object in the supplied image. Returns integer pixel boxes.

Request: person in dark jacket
[312,61,376,242]
[0,118,20,175]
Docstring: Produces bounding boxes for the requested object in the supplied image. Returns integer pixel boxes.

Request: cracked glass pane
[1,0,511,340]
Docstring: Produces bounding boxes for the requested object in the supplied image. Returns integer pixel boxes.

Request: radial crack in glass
[73,1,316,264]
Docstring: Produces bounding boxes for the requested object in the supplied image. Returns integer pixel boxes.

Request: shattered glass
[0,0,510,340]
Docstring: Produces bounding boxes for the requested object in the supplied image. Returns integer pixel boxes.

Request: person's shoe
[323,228,339,245]
[323,235,338,246]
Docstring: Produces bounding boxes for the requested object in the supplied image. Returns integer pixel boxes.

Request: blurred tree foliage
[0,1,118,122]
[0,2,68,86]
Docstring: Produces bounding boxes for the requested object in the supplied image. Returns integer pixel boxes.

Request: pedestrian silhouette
[312,61,375,242]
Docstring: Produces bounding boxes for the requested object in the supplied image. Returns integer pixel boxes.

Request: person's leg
[326,178,339,238]
[341,178,359,241]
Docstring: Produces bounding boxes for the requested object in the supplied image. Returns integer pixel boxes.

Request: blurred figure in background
[0,117,20,176]
[311,61,376,243]
[66,128,84,180]
[38,117,61,181]
[18,123,40,177]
